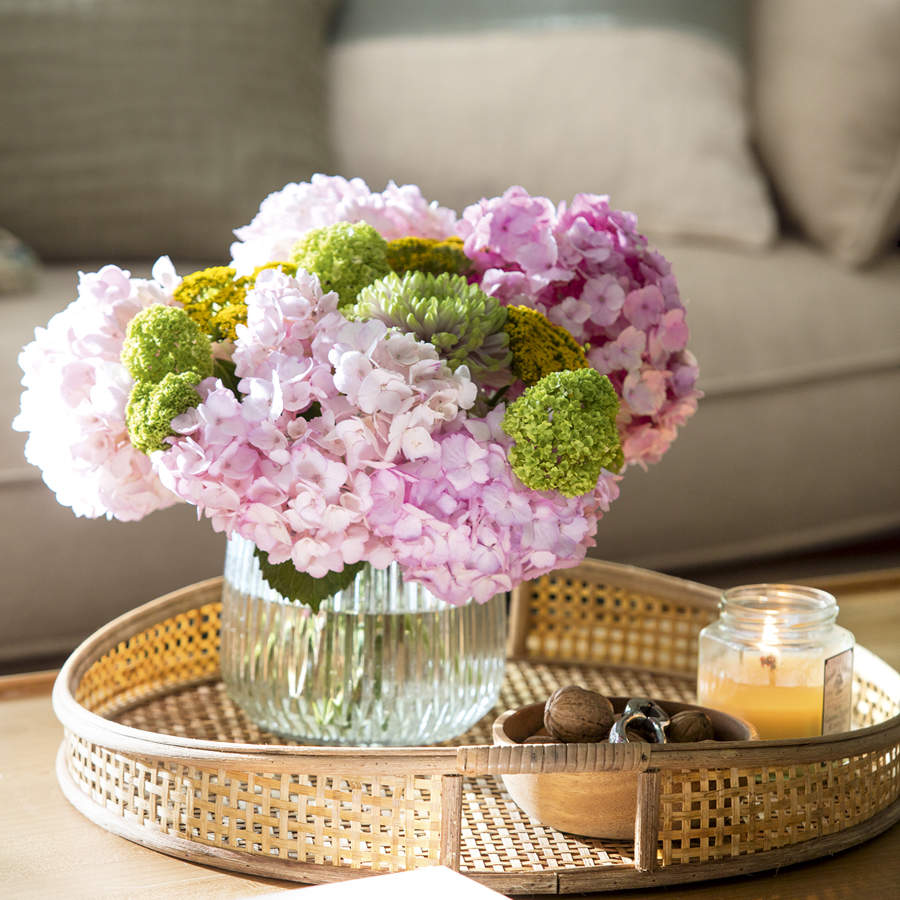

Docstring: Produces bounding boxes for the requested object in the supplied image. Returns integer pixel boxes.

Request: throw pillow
[0,228,38,294]
[752,0,900,267]
[0,1,335,261]
[330,1,777,248]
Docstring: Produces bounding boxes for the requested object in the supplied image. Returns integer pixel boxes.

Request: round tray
[53,562,900,894]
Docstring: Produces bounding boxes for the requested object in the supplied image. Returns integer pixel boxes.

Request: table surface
[2,569,898,900]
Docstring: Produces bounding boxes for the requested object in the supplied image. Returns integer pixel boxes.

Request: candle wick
[760,653,777,686]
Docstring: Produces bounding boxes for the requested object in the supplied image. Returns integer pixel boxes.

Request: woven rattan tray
[53,561,900,893]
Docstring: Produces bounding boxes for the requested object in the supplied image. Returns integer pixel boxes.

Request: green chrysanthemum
[502,368,623,497]
[385,235,470,276]
[291,221,391,308]
[125,371,203,454]
[121,305,213,384]
[349,271,512,382]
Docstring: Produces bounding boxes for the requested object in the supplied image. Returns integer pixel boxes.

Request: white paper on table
[251,865,511,899]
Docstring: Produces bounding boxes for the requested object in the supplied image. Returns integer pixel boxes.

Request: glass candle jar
[697,584,854,739]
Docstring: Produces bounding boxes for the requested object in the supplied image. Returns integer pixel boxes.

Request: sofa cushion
[0,0,335,262]
[593,239,900,571]
[752,0,900,267]
[659,239,900,392]
[331,2,777,249]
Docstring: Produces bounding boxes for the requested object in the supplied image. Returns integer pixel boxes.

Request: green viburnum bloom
[125,371,203,454]
[121,305,213,454]
[291,221,391,308]
[385,235,470,276]
[121,305,213,384]
[349,271,512,383]
[502,368,623,497]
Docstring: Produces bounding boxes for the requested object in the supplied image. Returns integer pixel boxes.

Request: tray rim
[53,575,900,777]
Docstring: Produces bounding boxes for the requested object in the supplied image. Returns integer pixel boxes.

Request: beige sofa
[2,0,898,665]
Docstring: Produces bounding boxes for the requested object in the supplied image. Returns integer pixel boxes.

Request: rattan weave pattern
[64,729,445,870]
[854,663,900,728]
[75,601,220,719]
[458,776,634,873]
[509,564,717,673]
[54,563,900,892]
[658,744,900,865]
[112,662,697,748]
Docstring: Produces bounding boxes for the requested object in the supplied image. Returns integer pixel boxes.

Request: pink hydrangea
[155,268,477,581]
[459,189,701,467]
[230,175,459,274]
[367,408,621,605]
[13,260,180,520]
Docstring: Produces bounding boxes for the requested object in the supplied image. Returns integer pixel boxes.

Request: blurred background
[1,0,898,672]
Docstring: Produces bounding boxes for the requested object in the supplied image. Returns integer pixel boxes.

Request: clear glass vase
[219,536,508,745]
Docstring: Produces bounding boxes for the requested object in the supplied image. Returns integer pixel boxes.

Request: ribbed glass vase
[220,536,507,745]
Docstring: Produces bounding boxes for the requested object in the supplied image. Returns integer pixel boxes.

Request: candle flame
[759,612,779,683]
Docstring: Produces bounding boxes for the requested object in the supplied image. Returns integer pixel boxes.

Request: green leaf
[254,548,365,612]
[300,400,322,422]
[213,357,241,397]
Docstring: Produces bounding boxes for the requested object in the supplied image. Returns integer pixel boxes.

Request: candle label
[822,648,853,735]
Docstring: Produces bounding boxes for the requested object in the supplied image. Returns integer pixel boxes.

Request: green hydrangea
[502,368,623,497]
[291,221,391,308]
[349,271,512,383]
[125,371,203,454]
[121,305,213,384]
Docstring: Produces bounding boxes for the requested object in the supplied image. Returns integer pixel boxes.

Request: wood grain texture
[0,668,56,699]
[438,775,463,869]
[633,770,661,873]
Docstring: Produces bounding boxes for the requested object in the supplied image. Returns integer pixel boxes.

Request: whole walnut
[544,685,615,742]
[666,710,715,743]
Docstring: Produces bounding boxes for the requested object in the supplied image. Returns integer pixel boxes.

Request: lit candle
[697,585,854,740]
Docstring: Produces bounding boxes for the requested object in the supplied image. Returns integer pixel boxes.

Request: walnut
[523,725,556,745]
[666,710,715,743]
[543,685,615,742]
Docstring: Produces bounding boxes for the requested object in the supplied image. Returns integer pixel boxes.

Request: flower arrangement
[14,177,699,608]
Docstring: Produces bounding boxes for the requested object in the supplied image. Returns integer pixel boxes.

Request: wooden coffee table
[2,570,897,899]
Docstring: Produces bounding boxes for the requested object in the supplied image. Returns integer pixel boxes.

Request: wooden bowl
[493,697,757,839]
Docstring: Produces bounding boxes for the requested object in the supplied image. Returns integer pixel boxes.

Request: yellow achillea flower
[174,266,248,343]
[385,235,470,276]
[504,305,589,385]
[174,262,296,342]
[252,260,298,278]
